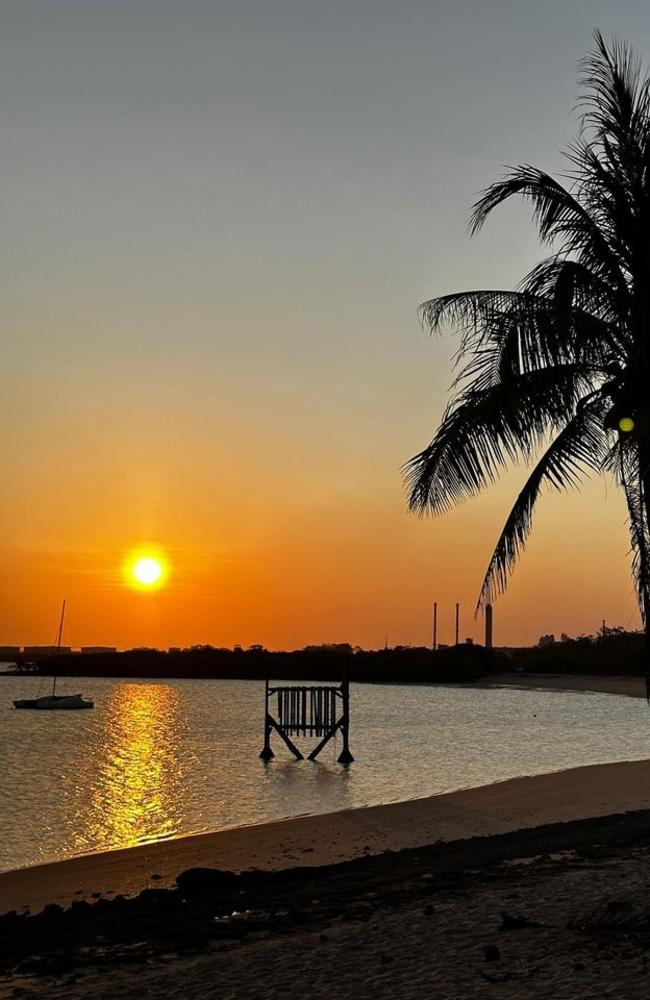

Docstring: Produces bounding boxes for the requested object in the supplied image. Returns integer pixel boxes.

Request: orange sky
[0,455,640,649]
[1,4,645,651]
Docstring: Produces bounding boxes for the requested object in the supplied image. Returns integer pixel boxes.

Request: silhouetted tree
[406,33,650,694]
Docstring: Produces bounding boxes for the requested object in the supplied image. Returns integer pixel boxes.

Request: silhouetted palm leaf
[478,398,610,607]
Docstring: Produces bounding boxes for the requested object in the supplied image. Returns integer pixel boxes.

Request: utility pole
[432,602,438,651]
[455,602,460,646]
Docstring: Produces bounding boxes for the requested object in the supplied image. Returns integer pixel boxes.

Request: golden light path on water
[75,684,183,854]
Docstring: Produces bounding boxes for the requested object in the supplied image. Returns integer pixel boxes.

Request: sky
[1,0,649,650]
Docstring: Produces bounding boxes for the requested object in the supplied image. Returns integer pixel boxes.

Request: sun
[126,551,168,590]
[133,557,162,585]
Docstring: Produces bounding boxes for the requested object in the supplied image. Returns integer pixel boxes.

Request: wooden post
[337,676,354,763]
[259,677,274,760]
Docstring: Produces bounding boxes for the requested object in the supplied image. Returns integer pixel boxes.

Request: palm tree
[405,31,650,685]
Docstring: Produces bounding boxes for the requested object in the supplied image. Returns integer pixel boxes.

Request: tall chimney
[485,604,493,649]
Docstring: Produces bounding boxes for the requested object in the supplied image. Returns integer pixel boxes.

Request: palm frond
[404,365,593,515]
[420,285,608,396]
[579,30,650,158]
[469,165,629,299]
[477,397,610,609]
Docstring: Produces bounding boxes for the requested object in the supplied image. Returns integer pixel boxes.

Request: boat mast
[52,599,66,697]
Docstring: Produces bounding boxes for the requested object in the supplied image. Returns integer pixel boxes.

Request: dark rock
[69,900,92,914]
[607,900,634,913]
[17,954,76,976]
[380,951,394,964]
[176,869,240,894]
[136,889,175,906]
[481,970,512,983]
[484,945,501,962]
[150,873,163,881]
[500,911,530,930]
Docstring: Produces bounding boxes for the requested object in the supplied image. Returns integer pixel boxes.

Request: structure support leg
[272,720,304,760]
[307,722,339,760]
[259,715,274,760]
[337,678,354,763]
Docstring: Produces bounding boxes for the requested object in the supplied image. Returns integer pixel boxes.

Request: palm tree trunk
[642,570,650,701]
[640,447,650,701]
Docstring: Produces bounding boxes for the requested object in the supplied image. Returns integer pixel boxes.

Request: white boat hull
[13,694,94,710]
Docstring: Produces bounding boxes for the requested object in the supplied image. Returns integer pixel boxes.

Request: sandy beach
[483,671,646,699]
[2,672,650,999]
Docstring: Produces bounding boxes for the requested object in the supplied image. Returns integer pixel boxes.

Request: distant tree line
[512,628,644,676]
[15,628,645,682]
[33,642,507,684]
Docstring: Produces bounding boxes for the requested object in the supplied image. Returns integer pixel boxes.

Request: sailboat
[13,601,94,710]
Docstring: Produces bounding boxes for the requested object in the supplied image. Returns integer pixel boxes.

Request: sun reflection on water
[77,683,183,854]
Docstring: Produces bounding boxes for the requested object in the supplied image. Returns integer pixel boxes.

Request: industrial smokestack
[485,604,493,649]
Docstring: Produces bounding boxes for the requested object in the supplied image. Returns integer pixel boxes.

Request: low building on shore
[22,646,72,659]
[0,646,21,661]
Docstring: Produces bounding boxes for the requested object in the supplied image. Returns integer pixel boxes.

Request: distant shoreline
[2,668,646,699]
[479,671,645,699]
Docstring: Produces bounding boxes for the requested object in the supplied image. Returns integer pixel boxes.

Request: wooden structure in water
[260,678,354,763]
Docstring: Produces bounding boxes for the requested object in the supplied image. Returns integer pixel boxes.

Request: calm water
[1,675,649,872]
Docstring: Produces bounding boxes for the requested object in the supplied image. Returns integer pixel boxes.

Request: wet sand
[482,671,645,699]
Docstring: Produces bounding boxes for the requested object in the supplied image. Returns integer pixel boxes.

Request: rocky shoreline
[4,809,650,997]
